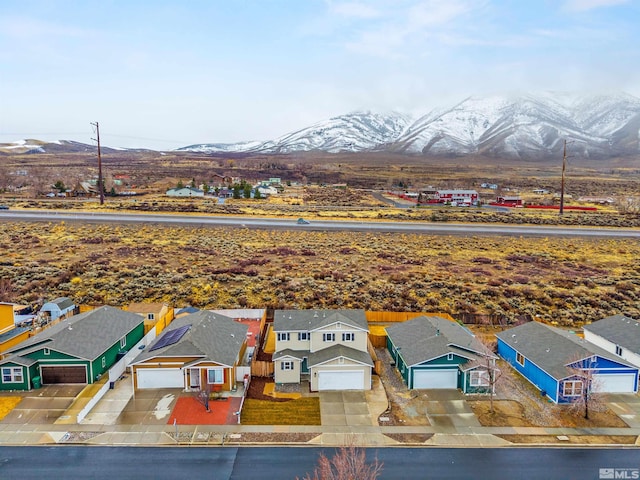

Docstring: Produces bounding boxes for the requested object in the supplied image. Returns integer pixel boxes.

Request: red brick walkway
[167,396,242,425]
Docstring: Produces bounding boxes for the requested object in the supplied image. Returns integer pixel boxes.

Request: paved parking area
[0,385,84,425]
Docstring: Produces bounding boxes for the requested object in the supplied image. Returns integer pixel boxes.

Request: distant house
[126,302,174,335]
[130,310,248,391]
[497,321,638,403]
[584,314,640,369]
[272,309,373,391]
[71,181,98,197]
[166,187,204,197]
[421,189,479,206]
[493,196,523,207]
[386,316,496,393]
[0,306,145,390]
[39,297,76,322]
[533,188,549,195]
[0,303,31,355]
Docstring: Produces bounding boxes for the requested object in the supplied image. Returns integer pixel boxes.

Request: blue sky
[1,0,639,149]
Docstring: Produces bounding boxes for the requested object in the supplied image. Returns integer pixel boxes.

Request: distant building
[421,189,479,206]
[494,195,523,207]
[166,187,204,197]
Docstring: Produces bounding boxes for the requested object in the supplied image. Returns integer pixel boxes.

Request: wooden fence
[366,311,454,322]
[251,360,274,378]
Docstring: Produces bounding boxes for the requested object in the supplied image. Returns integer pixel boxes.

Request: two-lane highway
[1,209,639,238]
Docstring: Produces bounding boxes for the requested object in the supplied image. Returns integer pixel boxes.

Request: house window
[281,361,294,371]
[298,332,309,341]
[616,345,623,356]
[563,380,583,397]
[207,368,224,384]
[470,370,490,386]
[323,333,335,342]
[342,333,354,342]
[277,332,290,342]
[447,353,454,361]
[101,357,106,368]
[120,337,126,349]
[2,367,23,383]
[516,352,525,366]
[44,348,50,355]
[147,313,155,321]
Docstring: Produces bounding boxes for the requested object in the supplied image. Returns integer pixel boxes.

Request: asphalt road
[1,209,639,238]
[2,446,639,480]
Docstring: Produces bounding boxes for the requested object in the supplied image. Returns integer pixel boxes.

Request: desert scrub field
[1,221,639,325]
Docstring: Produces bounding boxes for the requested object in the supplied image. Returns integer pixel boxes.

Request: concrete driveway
[422,389,481,432]
[319,376,388,427]
[606,393,640,428]
[0,385,84,425]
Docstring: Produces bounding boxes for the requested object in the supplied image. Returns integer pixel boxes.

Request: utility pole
[559,139,567,216]
[90,122,105,205]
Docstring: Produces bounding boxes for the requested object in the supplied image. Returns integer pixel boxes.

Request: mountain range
[3,92,639,159]
[179,92,640,159]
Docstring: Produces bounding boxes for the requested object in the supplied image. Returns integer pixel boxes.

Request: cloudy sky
[1,0,639,149]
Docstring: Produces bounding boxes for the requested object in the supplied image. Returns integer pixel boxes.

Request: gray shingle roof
[386,316,489,367]
[273,349,308,361]
[273,309,368,332]
[308,344,374,367]
[0,354,38,367]
[7,306,143,361]
[133,310,248,367]
[584,314,640,355]
[496,321,635,380]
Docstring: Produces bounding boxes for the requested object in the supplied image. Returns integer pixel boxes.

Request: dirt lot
[375,347,430,426]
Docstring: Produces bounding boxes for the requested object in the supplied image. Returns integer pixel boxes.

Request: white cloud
[407,0,473,29]
[563,0,630,12]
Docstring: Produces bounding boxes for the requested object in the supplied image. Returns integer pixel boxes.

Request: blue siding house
[497,321,638,404]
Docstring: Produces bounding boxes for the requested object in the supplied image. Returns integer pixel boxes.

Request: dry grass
[240,397,321,425]
[0,397,22,420]
[497,435,637,445]
[1,221,638,325]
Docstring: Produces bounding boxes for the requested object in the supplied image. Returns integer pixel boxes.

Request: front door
[190,368,200,389]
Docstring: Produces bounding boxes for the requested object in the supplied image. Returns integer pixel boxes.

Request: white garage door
[137,368,184,389]
[593,373,637,393]
[413,369,458,389]
[317,370,364,391]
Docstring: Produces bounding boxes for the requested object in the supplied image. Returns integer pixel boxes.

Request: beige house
[272,309,373,391]
[126,302,174,334]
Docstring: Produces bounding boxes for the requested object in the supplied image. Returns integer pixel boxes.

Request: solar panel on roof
[149,324,191,351]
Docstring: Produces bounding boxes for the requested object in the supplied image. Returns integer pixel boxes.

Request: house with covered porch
[129,310,248,391]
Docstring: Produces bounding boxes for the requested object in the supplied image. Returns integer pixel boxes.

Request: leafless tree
[298,441,383,480]
[193,383,212,412]
[565,354,605,420]
[465,337,502,413]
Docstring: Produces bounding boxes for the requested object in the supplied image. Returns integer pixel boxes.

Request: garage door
[136,368,184,389]
[317,370,364,391]
[413,369,458,389]
[593,373,637,393]
[41,366,87,384]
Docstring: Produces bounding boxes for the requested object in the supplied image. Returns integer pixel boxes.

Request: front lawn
[240,397,321,425]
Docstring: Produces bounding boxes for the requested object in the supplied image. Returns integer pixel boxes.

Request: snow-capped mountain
[177,111,412,154]
[179,92,640,159]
